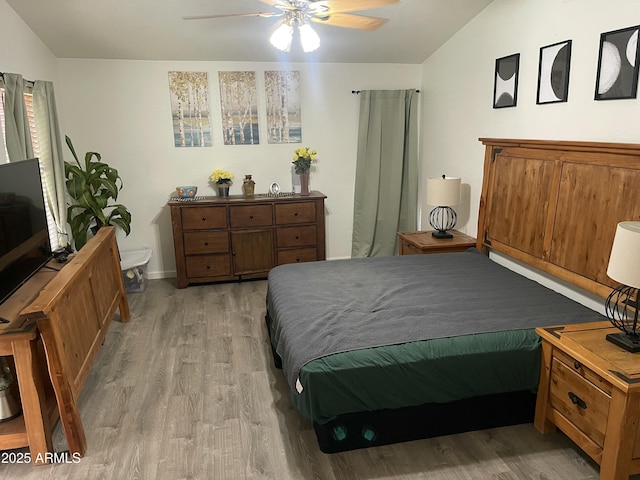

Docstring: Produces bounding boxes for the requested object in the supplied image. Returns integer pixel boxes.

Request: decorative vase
[242,175,255,197]
[299,172,310,196]
[217,183,230,196]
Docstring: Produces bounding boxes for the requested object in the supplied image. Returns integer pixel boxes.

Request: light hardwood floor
[0,278,630,479]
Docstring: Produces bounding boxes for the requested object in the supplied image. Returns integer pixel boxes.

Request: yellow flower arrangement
[210,169,234,184]
[292,147,317,174]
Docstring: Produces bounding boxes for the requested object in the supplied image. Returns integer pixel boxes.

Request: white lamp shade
[426,176,461,206]
[270,22,293,52]
[299,24,320,52]
[607,221,640,288]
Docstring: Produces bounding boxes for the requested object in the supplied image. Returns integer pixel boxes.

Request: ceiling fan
[183,0,399,53]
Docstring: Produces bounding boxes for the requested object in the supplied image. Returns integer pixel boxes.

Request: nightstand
[534,321,640,480]
[397,230,476,255]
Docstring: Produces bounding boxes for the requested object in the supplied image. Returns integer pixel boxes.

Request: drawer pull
[574,361,581,370]
[206,265,211,270]
[202,216,206,221]
[568,391,587,409]
[204,242,209,246]
[295,235,299,239]
[294,212,298,216]
[249,215,254,219]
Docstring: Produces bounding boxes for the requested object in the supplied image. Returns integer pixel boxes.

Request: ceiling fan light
[270,22,293,52]
[299,24,320,53]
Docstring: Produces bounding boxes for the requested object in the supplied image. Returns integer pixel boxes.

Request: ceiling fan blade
[318,0,399,14]
[259,0,289,7]
[269,18,287,33]
[311,13,387,31]
[183,12,280,20]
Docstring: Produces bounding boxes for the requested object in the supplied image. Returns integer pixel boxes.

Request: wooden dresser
[169,192,326,288]
[535,321,640,480]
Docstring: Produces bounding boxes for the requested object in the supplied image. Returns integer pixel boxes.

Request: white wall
[420,0,640,312]
[55,60,420,278]
[0,0,58,83]
[6,0,638,289]
[421,0,640,238]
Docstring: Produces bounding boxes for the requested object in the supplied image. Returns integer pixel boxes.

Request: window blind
[0,86,60,250]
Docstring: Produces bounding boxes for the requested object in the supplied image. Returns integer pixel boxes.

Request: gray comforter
[266,249,602,391]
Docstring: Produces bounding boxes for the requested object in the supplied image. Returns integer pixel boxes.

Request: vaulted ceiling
[7,0,493,64]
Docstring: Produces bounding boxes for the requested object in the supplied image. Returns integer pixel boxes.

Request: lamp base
[431,230,453,239]
[606,332,640,353]
[0,388,21,422]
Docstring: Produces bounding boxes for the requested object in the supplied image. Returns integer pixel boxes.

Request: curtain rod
[0,72,35,86]
[351,89,420,94]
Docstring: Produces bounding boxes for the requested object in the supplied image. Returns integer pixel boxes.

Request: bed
[265,138,640,452]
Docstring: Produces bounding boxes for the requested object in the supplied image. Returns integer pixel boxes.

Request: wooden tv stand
[0,227,129,462]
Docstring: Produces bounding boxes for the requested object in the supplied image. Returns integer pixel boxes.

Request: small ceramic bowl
[176,185,198,199]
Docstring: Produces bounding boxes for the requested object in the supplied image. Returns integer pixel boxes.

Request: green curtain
[2,73,33,161]
[351,90,418,257]
[33,81,68,249]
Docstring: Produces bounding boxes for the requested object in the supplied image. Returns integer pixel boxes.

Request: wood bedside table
[534,321,640,480]
[397,230,476,255]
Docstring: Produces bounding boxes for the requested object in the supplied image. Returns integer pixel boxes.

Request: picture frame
[493,53,520,108]
[536,40,572,104]
[594,25,640,100]
[269,182,281,195]
[168,71,213,147]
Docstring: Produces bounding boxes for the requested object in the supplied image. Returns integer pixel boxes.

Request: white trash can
[120,247,152,293]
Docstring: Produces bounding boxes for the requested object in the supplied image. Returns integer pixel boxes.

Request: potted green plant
[64,135,132,250]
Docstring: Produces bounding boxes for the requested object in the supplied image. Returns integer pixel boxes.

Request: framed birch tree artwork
[218,71,260,145]
[265,71,301,144]
[168,71,212,147]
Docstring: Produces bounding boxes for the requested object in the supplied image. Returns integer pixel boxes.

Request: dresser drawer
[229,205,273,228]
[275,202,316,225]
[186,254,231,278]
[549,355,611,447]
[276,225,317,248]
[183,232,229,255]
[182,207,227,230]
[400,240,423,255]
[277,247,318,265]
[553,349,612,395]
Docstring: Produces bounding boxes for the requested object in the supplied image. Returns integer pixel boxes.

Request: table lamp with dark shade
[605,221,640,352]
[426,175,461,239]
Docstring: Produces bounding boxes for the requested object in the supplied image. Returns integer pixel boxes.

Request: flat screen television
[0,158,53,306]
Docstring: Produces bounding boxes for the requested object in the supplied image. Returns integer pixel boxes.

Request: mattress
[266,249,604,424]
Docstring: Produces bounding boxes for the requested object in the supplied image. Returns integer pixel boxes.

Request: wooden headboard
[477,138,640,299]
